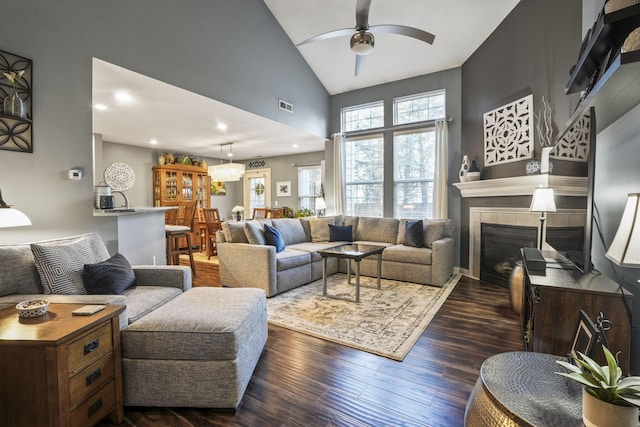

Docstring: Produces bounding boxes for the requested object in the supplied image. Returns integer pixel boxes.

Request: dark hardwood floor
[99,273,523,427]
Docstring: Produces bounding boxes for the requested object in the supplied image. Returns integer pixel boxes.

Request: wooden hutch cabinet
[152,164,210,209]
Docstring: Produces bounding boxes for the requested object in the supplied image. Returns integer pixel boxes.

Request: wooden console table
[521,249,633,371]
[0,303,125,427]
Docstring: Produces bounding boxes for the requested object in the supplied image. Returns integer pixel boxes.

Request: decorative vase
[582,389,639,427]
[157,154,166,165]
[508,261,524,315]
[459,155,470,182]
[466,160,481,182]
[236,212,241,221]
[3,92,27,119]
[526,159,554,175]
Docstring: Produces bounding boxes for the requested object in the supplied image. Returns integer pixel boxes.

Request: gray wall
[327,69,463,265]
[0,0,329,244]
[459,0,584,269]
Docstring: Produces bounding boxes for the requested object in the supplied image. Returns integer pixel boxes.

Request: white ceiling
[265,0,521,94]
[92,1,521,160]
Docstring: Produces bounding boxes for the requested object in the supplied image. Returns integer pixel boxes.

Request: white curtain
[332,133,345,215]
[433,119,448,219]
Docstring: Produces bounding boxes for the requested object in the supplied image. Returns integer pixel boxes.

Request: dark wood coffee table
[318,243,385,302]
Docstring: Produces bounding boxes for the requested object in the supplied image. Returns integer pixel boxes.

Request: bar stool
[165,201,196,275]
[202,208,222,259]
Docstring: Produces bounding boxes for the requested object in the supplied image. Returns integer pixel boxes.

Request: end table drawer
[70,381,116,427]
[69,351,114,409]
[67,323,113,374]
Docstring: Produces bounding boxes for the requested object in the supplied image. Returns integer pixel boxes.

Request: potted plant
[2,70,27,118]
[556,345,640,427]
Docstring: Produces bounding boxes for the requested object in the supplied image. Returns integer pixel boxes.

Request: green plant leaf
[557,371,600,388]
[603,346,621,386]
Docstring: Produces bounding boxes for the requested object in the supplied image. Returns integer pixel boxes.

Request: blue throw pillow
[82,252,136,294]
[329,224,353,242]
[404,220,424,248]
[264,224,285,253]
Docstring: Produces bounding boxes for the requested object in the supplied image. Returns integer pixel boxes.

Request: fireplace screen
[481,224,537,287]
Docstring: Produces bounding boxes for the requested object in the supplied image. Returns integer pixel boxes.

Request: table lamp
[315,197,327,216]
[606,193,640,267]
[0,188,31,228]
[530,187,556,249]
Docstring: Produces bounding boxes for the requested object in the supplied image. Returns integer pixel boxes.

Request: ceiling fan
[296,0,435,76]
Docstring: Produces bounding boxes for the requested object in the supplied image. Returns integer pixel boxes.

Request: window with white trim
[341,101,384,132]
[297,166,321,211]
[394,90,445,125]
[393,129,436,219]
[344,135,384,217]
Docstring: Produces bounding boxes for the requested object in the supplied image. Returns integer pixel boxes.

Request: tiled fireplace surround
[454,175,588,279]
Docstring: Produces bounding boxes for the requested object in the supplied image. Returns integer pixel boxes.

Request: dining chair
[267,208,284,219]
[196,208,208,253]
[252,207,268,219]
[165,201,197,274]
[202,208,222,259]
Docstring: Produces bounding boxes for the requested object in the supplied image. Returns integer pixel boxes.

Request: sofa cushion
[423,219,454,248]
[288,241,344,262]
[83,253,137,295]
[121,285,183,324]
[244,220,266,245]
[382,245,432,265]
[355,217,399,244]
[308,217,335,242]
[221,221,249,243]
[31,235,110,295]
[0,244,43,296]
[276,248,310,271]
[329,224,353,242]
[272,218,308,245]
[264,224,285,253]
[404,220,424,248]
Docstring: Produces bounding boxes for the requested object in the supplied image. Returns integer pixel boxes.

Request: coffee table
[318,243,385,302]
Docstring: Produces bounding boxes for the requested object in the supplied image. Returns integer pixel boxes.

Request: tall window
[344,135,384,217]
[341,101,384,132]
[298,166,321,211]
[394,90,445,125]
[393,130,435,219]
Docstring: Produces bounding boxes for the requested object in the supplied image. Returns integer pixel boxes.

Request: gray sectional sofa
[217,215,455,297]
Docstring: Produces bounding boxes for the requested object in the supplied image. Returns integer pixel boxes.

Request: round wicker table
[464,352,583,426]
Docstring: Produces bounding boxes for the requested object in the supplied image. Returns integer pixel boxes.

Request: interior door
[244,168,271,219]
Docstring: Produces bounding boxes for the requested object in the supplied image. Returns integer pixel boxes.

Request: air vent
[278,99,293,113]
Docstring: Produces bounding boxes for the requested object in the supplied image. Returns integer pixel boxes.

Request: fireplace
[481,224,537,287]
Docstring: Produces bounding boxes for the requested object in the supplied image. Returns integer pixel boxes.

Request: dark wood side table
[464,352,582,426]
[0,303,125,427]
[521,249,633,372]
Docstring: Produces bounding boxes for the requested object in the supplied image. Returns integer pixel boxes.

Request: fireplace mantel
[453,175,588,198]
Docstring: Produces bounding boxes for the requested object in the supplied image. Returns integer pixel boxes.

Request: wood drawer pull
[84,338,99,355]
[88,398,102,417]
[85,368,101,386]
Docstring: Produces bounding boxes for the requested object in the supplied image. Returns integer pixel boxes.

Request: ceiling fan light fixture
[350,31,375,55]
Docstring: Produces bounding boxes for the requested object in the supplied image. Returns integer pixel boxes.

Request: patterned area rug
[266,273,461,361]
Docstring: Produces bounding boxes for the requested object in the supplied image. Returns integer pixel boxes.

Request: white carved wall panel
[483,94,534,166]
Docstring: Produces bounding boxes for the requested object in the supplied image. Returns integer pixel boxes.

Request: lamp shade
[315,197,327,210]
[606,193,640,267]
[0,188,31,228]
[529,188,557,213]
[208,163,245,182]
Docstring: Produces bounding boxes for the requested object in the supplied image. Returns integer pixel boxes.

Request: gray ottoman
[121,287,267,409]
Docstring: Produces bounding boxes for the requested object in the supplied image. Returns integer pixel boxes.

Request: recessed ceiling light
[94,103,108,111]
[150,139,158,145]
[114,90,133,103]
[292,144,299,148]
[217,123,227,131]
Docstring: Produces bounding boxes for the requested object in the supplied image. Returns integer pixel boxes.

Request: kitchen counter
[93,206,175,216]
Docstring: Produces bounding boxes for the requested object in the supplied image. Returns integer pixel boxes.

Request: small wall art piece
[483,94,534,166]
[211,181,226,196]
[276,181,291,197]
[551,112,590,162]
[0,48,33,153]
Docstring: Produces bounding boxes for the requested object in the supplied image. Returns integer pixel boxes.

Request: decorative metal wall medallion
[551,113,590,162]
[483,94,534,166]
[0,49,33,153]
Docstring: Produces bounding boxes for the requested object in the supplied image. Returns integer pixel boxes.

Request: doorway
[244,168,271,219]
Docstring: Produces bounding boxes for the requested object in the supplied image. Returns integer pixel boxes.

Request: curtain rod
[335,116,453,138]
[292,163,321,167]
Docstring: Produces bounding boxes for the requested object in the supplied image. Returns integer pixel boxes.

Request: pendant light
[0,188,31,228]
[208,143,245,182]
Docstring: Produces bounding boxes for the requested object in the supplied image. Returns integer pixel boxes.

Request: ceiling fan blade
[369,24,435,45]
[355,54,367,76]
[296,28,355,46]
[355,0,372,29]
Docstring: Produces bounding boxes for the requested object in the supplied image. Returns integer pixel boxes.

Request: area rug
[266,273,461,361]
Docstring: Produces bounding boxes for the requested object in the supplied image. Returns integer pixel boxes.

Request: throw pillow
[221,221,249,243]
[83,253,136,295]
[264,224,285,253]
[329,224,353,242]
[423,220,446,248]
[244,220,266,245]
[31,236,101,295]
[404,220,423,248]
[308,217,335,242]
